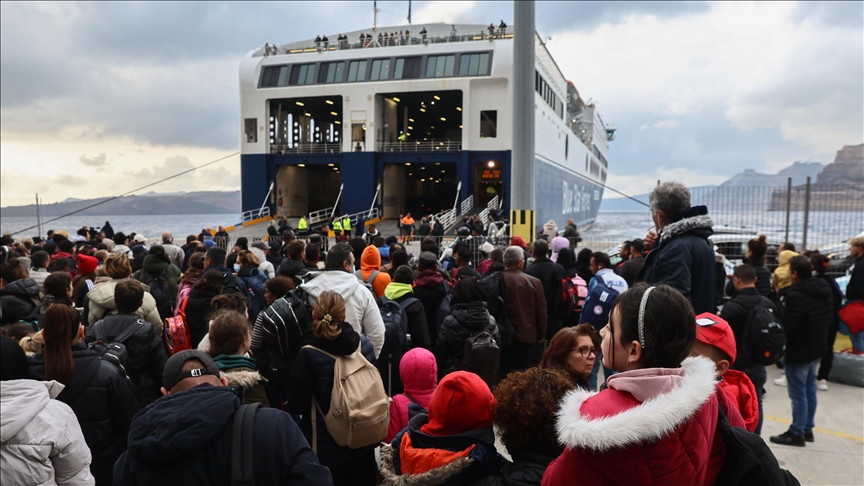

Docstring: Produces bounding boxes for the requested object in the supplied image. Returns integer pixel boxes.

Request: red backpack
[561,274,588,318]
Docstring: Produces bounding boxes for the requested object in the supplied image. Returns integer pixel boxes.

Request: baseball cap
[694,312,737,364]
[162,349,221,390]
[132,234,147,244]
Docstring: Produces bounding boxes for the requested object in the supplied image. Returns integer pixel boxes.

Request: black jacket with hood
[435,302,499,379]
[782,276,832,363]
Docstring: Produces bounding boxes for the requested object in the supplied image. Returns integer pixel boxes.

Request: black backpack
[231,402,262,486]
[744,303,786,365]
[142,269,174,321]
[715,397,800,486]
[460,331,500,389]
[478,271,514,350]
[256,287,312,375]
[87,319,142,377]
[377,296,418,395]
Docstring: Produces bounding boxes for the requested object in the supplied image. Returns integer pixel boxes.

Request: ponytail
[42,304,80,385]
[311,290,345,340]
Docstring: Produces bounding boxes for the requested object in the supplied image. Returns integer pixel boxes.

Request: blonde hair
[238,250,260,267]
[312,290,345,340]
[104,253,132,279]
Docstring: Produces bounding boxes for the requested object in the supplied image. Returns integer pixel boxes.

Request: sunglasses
[574,345,597,358]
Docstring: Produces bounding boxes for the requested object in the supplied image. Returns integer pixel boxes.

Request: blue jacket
[641,212,716,314]
[113,384,331,485]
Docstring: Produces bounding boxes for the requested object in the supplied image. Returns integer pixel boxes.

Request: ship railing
[377,140,462,152]
[270,143,342,155]
[241,206,271,223]
[309,207,334,224]
[477,196,499,227]
[257,31,514,57]
[433,208,457,231]
[331,208,381,229]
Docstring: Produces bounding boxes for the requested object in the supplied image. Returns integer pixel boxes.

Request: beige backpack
[306,343,389,450]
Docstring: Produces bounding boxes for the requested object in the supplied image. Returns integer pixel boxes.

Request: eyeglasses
[573,345,597,358]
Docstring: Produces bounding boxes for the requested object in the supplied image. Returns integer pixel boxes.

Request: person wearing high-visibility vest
[400,212,415,243]
[332,218,342,237]
[342,216,351,234]
[297,216,308,237]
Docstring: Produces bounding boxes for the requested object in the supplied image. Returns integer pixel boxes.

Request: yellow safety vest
[342,217,351,231]
[298,218,308,230]
[333,220,342,230]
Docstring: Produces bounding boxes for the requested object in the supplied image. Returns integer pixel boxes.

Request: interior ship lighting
[487,161,496,168]
[296,101,305,106]
[456,107,462,111]
[330,112,338,116]
[393,97,401,102]
[440,117,446,121]
[433,95,441,100]
[325,100,334,105]
[327,163,335,167]
[298,164,306,167]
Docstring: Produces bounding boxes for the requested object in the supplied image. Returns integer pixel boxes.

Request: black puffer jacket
[85,314,167,405]
[525,257,565,340]
[29,344,139,486]
[782,277,832,363]
[0,278,41,326]
[435,302,499,379]
[719,287,779,370]
[641,211,716,314]
[185,288,218,348]
[479,451,555,485]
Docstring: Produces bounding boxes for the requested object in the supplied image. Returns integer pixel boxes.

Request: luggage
[829,348,864,387]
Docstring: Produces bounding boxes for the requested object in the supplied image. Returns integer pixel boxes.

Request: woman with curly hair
[539,324,599,389]
[493,367,575,484]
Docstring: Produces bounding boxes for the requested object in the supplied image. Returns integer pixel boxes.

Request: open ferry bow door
[475,160,502,208]
[275,163,341,217]
[382,162,458,219]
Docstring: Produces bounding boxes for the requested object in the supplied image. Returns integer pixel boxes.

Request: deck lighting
[405,162,411,166]
[420,108,426,112]
[328,163,335,167]
[393,97,401,102]
[487,161,495,168]
[296,101,305,106]
[330,112,338,116]
[408,118,415,122]
[456,107,462,111]
[325,100,334,105]
[298,164,306,167]
[433,95,441,100]
[440,117,446,121]
[335,121,341,124]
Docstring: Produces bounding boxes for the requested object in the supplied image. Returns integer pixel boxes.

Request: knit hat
[420,371,495,436]
[77,254,99,276]
[550,236,570,262]
[695,312,737,364]
[162,349,221,390]
[510,236,526,249]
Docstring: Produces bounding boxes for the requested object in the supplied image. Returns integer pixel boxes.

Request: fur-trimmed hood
[555,356,717,451]
[658,214,714,245]
[220,368,266,390]
[378,442,474,486]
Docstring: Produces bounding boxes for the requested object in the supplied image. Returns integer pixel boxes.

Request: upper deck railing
[378,140,462,153]
[270,143,342,155]
[257,30,513,58]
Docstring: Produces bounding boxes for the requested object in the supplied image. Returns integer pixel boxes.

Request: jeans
[785,358,820,436]
[850,331,864,353]
[743,365,767,434]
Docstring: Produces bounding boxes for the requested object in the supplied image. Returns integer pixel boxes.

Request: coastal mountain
[718,161,824,187]
[0,191,241,217]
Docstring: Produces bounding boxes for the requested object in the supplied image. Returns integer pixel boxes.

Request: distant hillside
[719,161,824,187]
[0,191,241,217]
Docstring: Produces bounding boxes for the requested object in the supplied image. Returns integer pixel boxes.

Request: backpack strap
[231,402,261,486]
[403,392,419,406]
[114,319,144,344]
[366,270,379,284]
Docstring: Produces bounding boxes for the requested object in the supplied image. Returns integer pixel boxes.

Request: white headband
[637,286,656,349]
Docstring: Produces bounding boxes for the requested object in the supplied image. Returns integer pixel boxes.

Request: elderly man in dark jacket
[640,181,716,313]
[114,350,331,485]
[525,239,565,340]
[769,255,832,447]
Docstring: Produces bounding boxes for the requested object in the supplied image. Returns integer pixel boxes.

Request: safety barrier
[240,206,270,222]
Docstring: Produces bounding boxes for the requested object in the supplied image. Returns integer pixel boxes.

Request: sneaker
[770,430,806,447]
[817,379,828,391]
[773,375,787,386]
[804,429,814,442]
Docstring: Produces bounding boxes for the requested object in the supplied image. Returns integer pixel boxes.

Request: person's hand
[644,230,658,250]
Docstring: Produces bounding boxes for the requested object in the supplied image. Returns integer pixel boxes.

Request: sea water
[0,213,239,241]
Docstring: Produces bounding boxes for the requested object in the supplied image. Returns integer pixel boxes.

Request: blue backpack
[579,274,620,331]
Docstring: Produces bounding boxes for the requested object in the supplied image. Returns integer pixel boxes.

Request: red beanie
[695,312,737,365]
[420,371,495,436]
[510,236,526,249]
[77,254,99,276]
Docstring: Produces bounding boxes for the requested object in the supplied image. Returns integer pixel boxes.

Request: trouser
[785,358,820,436]
[743,364,767,434]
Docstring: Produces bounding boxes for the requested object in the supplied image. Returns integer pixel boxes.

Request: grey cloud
[52,174,88,186]
[790,2,863,28]
[79,153,107,166]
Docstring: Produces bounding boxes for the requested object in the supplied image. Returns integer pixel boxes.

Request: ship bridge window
[244,118,257,143]
[290,64,315,85]
[370,59,392,81]
[260,65,290,88]
[425,55,455,78]
[347,60,368,82]
[394,57,422,79]
[320,62,345,84]
[458,53,490,76]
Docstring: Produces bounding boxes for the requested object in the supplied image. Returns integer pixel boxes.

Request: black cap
[162,349,221,390]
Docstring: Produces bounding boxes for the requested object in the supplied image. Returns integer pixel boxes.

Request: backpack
[378,296,418,395]
[354,269,379,296]
[715,395,800,486]
[142,269,174,321]
[256,288,312,373]
[88,318,142,374]
[460,331,500,389]
[560,274,588,318]
[164,297,192,356]
[744,303,787,365]
[580,274,621,331]
[231,402,262,486]
[222,272,255,312]
[478,271,515,350]
[306,343,389,450]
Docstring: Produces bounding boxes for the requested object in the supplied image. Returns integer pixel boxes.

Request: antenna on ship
[407,0,412,24]
[373,0,378,31]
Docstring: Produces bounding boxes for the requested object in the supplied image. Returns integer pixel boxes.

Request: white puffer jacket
[1,380,94,485]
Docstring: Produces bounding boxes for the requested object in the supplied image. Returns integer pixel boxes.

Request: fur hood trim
[555,356,716,452]
[378,443,475,486]
[220,369,266,389]
[659,214,713,245]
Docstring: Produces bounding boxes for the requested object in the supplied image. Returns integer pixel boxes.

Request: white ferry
[238,23,614,231]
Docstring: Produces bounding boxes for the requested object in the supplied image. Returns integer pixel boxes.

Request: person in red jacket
[691,312,760,433]
[542,284,745,486]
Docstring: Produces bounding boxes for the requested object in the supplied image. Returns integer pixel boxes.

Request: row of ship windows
[260,52,492,88]
[535,71,563,118]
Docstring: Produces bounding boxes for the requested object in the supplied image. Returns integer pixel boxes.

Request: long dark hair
[42,304,81,385]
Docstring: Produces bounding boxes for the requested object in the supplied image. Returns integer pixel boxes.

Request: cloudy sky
[1,1,861,207]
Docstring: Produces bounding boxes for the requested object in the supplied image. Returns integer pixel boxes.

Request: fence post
[802,176,811,250]
[784,177,792,243]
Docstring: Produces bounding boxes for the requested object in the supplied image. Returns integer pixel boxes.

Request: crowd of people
[1,180,861,485]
